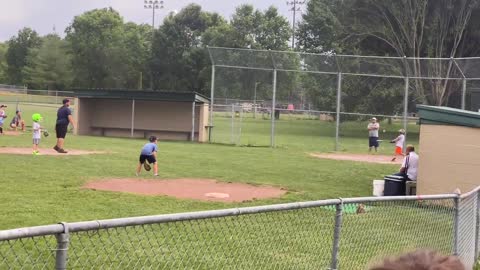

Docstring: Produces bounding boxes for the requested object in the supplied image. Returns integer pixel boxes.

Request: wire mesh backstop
[1,187,479,269]
[207,47,480,149]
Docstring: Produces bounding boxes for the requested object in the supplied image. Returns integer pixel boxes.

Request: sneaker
[53,145,60,152]
[135,172,139,176]
[33,151,38,155]
[57,148,68,154]
[154,174,159,176]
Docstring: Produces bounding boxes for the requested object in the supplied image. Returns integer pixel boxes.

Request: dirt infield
[0,147,107,156]
[2,131,22,136]
[84,178,287,202]
[310,153,402,165]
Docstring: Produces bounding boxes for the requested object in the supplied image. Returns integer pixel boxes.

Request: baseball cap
[371,117,377,121]
[62,98,70,105]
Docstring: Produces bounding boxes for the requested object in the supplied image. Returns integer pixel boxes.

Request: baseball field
[1,102,448,269]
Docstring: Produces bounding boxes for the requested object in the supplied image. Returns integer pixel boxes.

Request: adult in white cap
[367,117,380,152]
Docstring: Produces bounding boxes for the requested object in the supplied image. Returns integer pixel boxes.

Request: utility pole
[144,0,164,90]
[286,1,305,49]
[144,0,164,29]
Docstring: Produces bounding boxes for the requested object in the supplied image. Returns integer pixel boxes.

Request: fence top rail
[208,47,480,79]
[460,186,480,199]
[0,189,466,242]
[207,46,480,61]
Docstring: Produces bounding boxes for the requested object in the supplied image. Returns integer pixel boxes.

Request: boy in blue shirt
[136,136,159,176]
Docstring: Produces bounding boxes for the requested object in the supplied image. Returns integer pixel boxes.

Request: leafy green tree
[202,5,293,102]
[22,35,73,90]
[151,4,225,92]
[298,0,480,111]
[295,0,342,53]
[65,8,126,88]
[0,43,8,83]
[225,5,291,50]
[121,23,152,89]
[6,28,41,84]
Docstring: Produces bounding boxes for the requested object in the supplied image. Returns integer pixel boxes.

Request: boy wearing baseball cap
[136,136,159,176]
[390,129,406,161]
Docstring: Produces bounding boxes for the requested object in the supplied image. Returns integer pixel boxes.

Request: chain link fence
[1,188,480,269]
[0,87,74,106]
[207,47,480,149]
[0,87,75,133]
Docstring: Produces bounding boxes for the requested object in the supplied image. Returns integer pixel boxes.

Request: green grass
[0,102,409,229]
[211,113,419,153]
[0,102,456,269]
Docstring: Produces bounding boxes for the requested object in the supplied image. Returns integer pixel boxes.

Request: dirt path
[310,153,402,165]
[0,147,107,156]
[84,178,287,202]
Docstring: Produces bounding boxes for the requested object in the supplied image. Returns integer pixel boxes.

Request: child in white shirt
[390,129,405,161]
[32,113,43,155]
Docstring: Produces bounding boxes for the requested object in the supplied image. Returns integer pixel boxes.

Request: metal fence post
[209,65,215,143]
[403,77,409,150]
[191,101,196,142]
[271,69,277,148]
[330,200,343,270]
[461,79,467,110]
[231,103,235,144]
[55,222,69,270]
[131,99,135,138]
[335,73,342,151]
[475,191,480,261]
[453,195,460,256]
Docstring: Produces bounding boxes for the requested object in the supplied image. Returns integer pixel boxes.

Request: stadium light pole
[144,0,164,90]
[144,0,164,29]
[286,0,305,49]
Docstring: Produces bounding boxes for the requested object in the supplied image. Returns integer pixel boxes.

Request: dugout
[416,105,480,195]
[72,89,210,142]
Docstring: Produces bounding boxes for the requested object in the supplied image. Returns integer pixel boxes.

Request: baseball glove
[43,130,49,137]
[144,162,152,171]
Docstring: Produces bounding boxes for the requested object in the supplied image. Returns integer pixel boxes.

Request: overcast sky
[0,0,305,42]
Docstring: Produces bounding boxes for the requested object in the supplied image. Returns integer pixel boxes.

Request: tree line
[0,0,479,113]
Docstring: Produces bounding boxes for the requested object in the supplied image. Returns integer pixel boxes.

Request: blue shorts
[369,137,379,147]
[139,154,156,164]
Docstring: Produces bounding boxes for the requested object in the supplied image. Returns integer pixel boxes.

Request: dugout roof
[72,89,210,103]
[417,105,480,128]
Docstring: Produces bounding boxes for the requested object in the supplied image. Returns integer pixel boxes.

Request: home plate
[204,192,230,199]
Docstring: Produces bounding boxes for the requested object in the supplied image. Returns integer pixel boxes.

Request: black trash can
[383,175,406,196]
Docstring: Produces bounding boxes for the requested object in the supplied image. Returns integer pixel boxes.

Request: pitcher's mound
[84,178,287,202]
[310,153,402,165]
[0,147,106,156]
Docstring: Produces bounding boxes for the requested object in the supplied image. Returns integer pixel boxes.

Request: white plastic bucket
[373,180,385,196]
